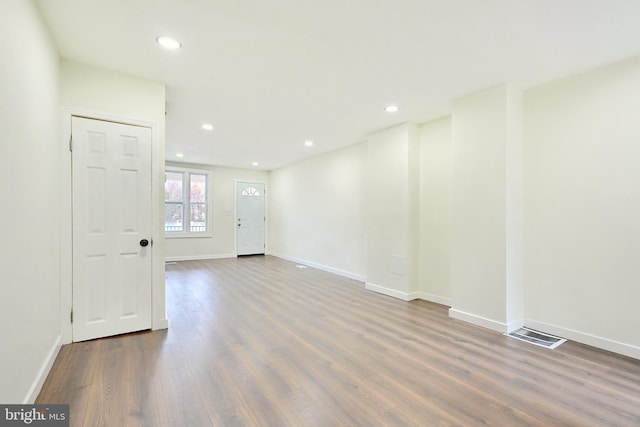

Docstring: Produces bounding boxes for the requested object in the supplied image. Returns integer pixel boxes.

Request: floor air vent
[506,327,566,349]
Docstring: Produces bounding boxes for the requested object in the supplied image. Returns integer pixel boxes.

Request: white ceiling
[36,0,640,170]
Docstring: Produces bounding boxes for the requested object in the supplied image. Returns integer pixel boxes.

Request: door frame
[60,108,168,344]
[234,179,269,256]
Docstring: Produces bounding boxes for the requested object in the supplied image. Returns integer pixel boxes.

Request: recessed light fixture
[156,36,181,50]
[385,104,399,113]
[252,161,259,166]
[176,153,184,158]
[304,140,314,147]
[202,123,213,130]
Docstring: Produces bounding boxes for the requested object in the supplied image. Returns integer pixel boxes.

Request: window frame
[164,166,212,238]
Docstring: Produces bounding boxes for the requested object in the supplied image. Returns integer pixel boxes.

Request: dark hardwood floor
[37,256,640,426]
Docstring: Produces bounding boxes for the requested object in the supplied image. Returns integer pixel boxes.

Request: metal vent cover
[506,327,567,349]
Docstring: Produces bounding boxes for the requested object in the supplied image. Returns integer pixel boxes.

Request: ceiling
[36,0,640,171]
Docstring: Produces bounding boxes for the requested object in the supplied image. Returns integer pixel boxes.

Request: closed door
[72,117,152,341]
[237,182,265,255]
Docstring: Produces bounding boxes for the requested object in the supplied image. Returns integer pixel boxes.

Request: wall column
[365,123,419,300]
[449,84,524,332]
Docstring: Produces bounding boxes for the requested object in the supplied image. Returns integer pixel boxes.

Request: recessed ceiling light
[304,140,314,147]
[156,36,181,50]
[385,104,399,113]
[252,161,259,166]
[202,123,213,130]
[176,153,184,158]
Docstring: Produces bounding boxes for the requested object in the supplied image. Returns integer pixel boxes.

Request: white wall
[524,57,640,357]
[60,60,166,124]
[450,85,509,327]
[268,120,454,302]
[418,117,453,305]
[449,84,525,332]
[506,88,525,326]
[269,143,367,280]
[366,124,420,297]
[165,162,269,260]
[0,0,61,403]
[260,57,640,358]
[60,59,168,333]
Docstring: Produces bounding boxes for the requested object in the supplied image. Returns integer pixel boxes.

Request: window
[241,186,260,197]
[164,167,211,237]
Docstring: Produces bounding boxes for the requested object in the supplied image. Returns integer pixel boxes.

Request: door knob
[140,239,149,247]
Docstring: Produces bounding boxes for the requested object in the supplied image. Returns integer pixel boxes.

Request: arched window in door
[241,186,260,197]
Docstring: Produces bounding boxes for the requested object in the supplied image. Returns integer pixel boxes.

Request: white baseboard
[24,335,62,404]
[365,282,415,301]
[414,292,452,307]
[165,253,236,262]
[506,319,525,333]
[268,254,455,308]
[525,319,640,360]
[364,284,453,306]
[448,308,511,333]
[270,253,366,282]
[153,318,169,330]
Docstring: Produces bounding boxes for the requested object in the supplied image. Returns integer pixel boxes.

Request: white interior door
[72,116,152,341]
[237,182,265,255]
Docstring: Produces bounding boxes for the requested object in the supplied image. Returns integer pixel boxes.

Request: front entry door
[237,182,265,255]
[72,117,152,341]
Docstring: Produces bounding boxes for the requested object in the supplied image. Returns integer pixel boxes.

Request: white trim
[270,254,452,305]
[448,308,511,333]
[153,318,170,330]
[506,318,525,333]
[414,292,452,307]
[60,107,167,343]
[271,253,366,282]
[24,335,62,403]
[234,179,269,256]
[365,282,416,301]
[165,253,237,262]
[150,112,168,333]
[59,109,73,344]
[406,291,421,301]
[165,233,213,239]
[525,319,640,360]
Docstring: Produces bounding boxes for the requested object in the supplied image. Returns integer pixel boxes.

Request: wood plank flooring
[37,256,640,426]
